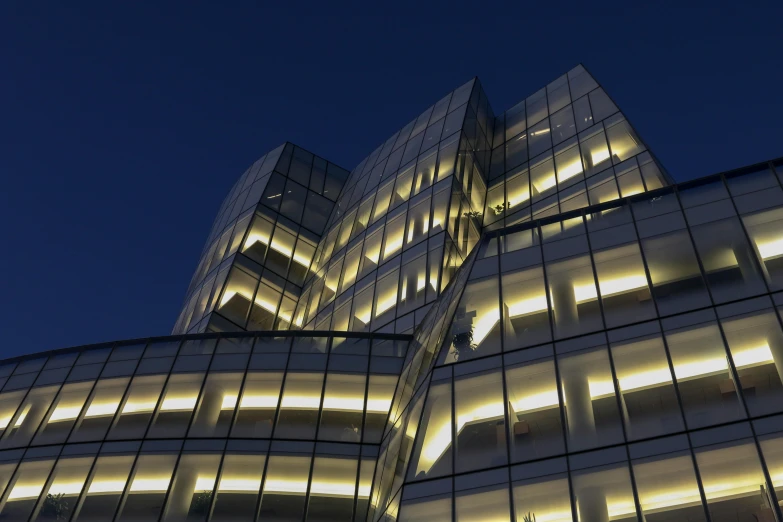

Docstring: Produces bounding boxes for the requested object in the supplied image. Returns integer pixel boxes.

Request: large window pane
[570,462,637,522]
[558,346,624,452]
[505,351,564,462]
[189,372,242,438]
[108,375,165,440]
[258,454,311,521]
[593,243,655,328]
[305,456,358,521]
[398,493,451,522]
[161,453,221,522]
[73,454,135,521]
[690,217,767,303]
[642,230,711,316]
[275,372,324,440]
[408,379,452,481]
[444,276,501,363]
[0,385,57,449]
[511,465,572,522]
[502,266,551,350]
[211,453,265,521]
[319,373,365,442]
[116,453,178,521]
[0,459,56,520]
[34,381,93,446]
[632,451,707,521]
[610,334,684,440]
[546,254,603,339]
[743,206,783,290]
[665,320,745,429]
[454,368,506,473]
[695,440,772,520]
[722,309,783,417]
[147,373,205,439]
[455,483,510,522]
[231,372,282,438]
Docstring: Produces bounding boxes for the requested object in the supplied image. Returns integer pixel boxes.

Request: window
[189,372,243,437]
[444,276,501,363]
[592,243,655,328]
[632,451,707,521]
[502,267,551,350]
[408,378,452,480]
[557,346,624,452]
[116,452,178,521]
[505,349,564,462]
[665,318,746,429]
[211,453,266,521]
[610,334,684,440]
[454,368,507,473]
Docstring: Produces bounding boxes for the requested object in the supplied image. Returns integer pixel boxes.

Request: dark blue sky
[1,3,781,356]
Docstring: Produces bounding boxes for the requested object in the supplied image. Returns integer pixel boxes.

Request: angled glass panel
[160,452,221,522]
[275,372,324,440]
[610,333,683,440]
[641,230,711,316]
[189,371,243,438]
[454,367,507,473]
[506,348,564,464]
[69,377,129,443]
[398,493,451,522]
[0,458,56,520]
[0,385,58,449]
[664,318,746,429]
[108,374,166,440]
[115,452,178,521]
[454,482,510,522]
[570,461,637,522]
[593,242,655,328]
[502,266,551,351]
[74,456,134,520]
[444,276,501,363]
[408,377,452,481]
[632,451,707,521]
[32,455,93,522]
[722,309,783,417]
[305,456,359,521]
[33,381,93,446]
[210,452,266,521]
[690,217,767,303]
[258,454,311,521]
[231,371,282,438]
[147,372,205,439]
[319,373,365,442]
[511,463,572,522]
[695,440,771,520]
[743,206,783,290]
[559,344,624,451]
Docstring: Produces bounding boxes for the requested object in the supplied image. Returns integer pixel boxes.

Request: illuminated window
[593,243,654,328]
[511,466,572,522]
[147,373,205,439]
[211,453,265,520]
[259,455,311,520]
[743,206,783,290]
[69,377,129,443]
[34,381,93,446]
[454,483,510,522]
[408,379,452,480]
[108,375,165,440]
[571,461,638,522]
[161,453,221,521]
[610,334,683,440]
[454,368,507,472]
[318,373,366,442]
[665,319,746,429]
[275,372,324,440]
[444,276,501,363]
[231,372,282,438]
[0,459,56,520]
[695,440,770,519]
[632,451,707,521]
[306,456,359,519]
[116,453,178,521]
[505,351,564,462]
[502,267,551,350]
[189,372,243,437]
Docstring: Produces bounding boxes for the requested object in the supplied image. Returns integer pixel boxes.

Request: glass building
[5,64,783,521]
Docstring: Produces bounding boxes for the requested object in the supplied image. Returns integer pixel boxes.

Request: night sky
[1,3,782,357]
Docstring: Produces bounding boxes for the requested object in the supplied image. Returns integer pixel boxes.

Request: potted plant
[39,493,70,520]
[189,490,214,516]
[523,513,537,522]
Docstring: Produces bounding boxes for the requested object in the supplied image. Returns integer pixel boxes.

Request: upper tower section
[175,64,672,337]
[173,143,350,334]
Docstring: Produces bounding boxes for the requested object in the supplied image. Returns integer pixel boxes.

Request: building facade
[2,65,783,521]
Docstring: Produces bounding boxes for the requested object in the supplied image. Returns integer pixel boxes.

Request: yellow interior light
[757,237,783,259]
